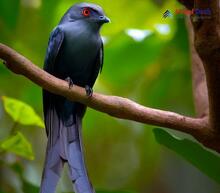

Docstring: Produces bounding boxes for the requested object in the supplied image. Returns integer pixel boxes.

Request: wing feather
[43,27,64,146]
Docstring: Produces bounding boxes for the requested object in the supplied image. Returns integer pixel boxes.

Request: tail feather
[67,116,95,193]
[40,114,95,193]
[39,142,63,193]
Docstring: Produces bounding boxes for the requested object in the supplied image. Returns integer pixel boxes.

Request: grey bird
[41,3,109,193]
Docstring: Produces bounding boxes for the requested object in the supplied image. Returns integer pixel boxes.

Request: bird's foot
[85,85,93,97]
[65,77,74,89]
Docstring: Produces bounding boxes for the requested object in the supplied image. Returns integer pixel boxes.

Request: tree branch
[186,17,209,118]
[176,0,220,152]
[0,43,214,149]
[191,0,220,133]
[177,0,220,148]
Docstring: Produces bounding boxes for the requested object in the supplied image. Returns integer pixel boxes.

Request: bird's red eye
[82,8,90,17]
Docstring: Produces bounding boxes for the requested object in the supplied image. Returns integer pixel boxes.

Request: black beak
[99,16,111,23]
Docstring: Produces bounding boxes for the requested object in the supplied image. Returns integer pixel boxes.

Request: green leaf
[0,132,34,160]
[153,128,220,184]
[2,96,44,128]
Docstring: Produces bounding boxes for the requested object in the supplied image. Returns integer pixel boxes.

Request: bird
[40,3,110,193]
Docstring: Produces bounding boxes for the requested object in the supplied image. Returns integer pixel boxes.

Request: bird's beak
[99,16,111,23]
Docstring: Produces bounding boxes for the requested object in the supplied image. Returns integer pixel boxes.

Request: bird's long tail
[40,115,95,193]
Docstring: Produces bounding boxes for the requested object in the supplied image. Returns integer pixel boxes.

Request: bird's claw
[65,77,74,89]
[85,85,93,97]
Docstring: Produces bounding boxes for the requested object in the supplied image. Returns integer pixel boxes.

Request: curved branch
[186,17,209,118]
[193,0,220,133]
[0,43,215,149]
[177,0,220,152]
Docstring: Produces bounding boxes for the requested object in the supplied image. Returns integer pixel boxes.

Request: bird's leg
[65,77,74,89]
[85,85,93,97]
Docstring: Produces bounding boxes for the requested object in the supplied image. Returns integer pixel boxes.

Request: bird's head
[60,3,110,29]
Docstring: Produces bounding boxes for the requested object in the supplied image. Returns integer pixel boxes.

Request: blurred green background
[0,0,220,193]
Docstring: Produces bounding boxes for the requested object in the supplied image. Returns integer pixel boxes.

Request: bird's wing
[99,42,104,73]
[44,27,64,73]
[43,27,64,140]
[88,42,104,87]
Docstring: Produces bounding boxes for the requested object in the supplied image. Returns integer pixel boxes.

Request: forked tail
[40,115,95,193]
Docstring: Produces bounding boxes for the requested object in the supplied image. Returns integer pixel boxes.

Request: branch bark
[178,0,220,150]
[186,17,209,118]
[191,0,220,133]
[0,43,215,150]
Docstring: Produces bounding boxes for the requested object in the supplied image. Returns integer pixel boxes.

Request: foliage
[2,96,44,128]
[0,96,43,192]
[153,128,220,184]
[0,96,43,159]
[0,132,34,160]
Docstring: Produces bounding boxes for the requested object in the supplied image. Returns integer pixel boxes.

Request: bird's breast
[55,23,101,86]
